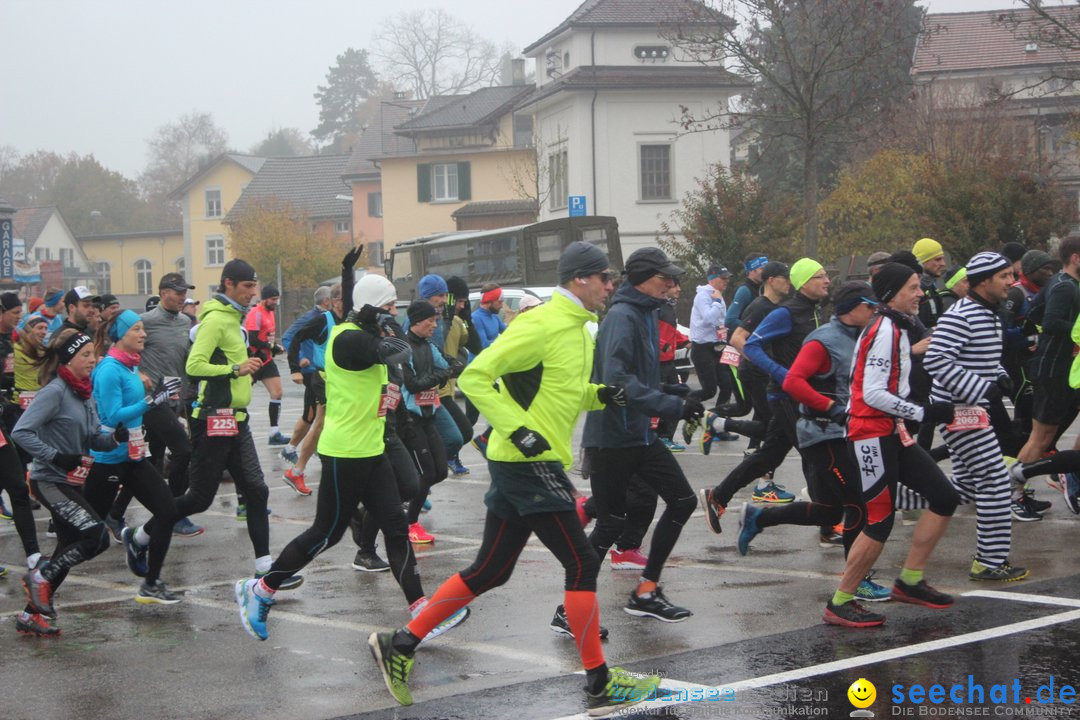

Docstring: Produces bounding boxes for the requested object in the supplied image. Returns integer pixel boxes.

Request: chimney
[512,58,526,85]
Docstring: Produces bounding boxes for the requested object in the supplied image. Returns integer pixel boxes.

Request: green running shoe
[586,666,661,716]
[369,631,415,706]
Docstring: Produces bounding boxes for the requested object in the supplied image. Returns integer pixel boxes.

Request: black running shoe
[823,599,885,628]
[890,579,953,609]
[699,487,724,534]
[136,580,182,605]
[352,549,391,572]
[624,587,692,622]
[550,604,609,640]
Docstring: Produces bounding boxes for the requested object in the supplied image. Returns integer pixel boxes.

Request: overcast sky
[1,0,1031,180]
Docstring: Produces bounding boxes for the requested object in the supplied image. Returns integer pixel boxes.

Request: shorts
[1031,376,1078,426]
[302,372,326,423]
[484,460,576,519]
[251,357,280,382]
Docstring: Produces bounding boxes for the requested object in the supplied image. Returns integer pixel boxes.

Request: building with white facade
[518,0,749,255]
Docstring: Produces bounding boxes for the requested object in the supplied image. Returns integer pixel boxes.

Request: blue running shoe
[752,481,795,503]
[173,517,204,537]
[700,411,718,456]
[660,438,686,453]
[447,457,470,476]
[121,527,148,577]
[236,578,274,640]
[736,502,762,556]
[0,496,11,520]
[1063,472,1080,515]
[855,571,892,602]
[280,447,299,465]
[267,431,289,446]
[421,498,432,513]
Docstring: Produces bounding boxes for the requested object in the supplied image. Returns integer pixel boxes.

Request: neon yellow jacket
[459,290,604,467]
[187,296,253,419]
[1069,312,1080,389]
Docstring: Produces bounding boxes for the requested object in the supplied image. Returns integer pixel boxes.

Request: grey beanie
[558,241,610,284]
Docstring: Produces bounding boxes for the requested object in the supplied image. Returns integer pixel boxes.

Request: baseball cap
[159,272,195,292]
[63,285,100,307]
[99,294,120,309]
[183,298,200,307]
[220,259,257,285]
[706,265,731,280]
[761,261,790,281]
[625,248,685,285]
[145,295,161,312]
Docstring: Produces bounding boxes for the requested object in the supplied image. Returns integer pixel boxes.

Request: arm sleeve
[287,315,328,373]
[330,327,382,372]
[185,317,232,377]
[1043,281,1077,336]
[341,260,356,317]
[726,285,752,331]
[781,341,833,412]
[743,308,793,386]
[458,317,548,435]
[861,318,926,421]
[11,385,61,462]
[923,313,993,404]
[594,311,682,421]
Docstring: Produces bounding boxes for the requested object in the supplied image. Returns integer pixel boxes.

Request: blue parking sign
[569,195,587,217]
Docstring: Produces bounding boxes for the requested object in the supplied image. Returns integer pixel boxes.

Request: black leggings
[265,454,422,603]
[110,404,192,519]
[405,416,447,524]
[355,433,420,552]
[690,342,733,408]
[145,418,269,558]
[85,460,177,585]
[583,474,658,551]
[587,441,697,583]
[0,434,39,558]
[441,395,474,448]
[460,509,600,594]
[31,479,110,591]
[712,396,798,506]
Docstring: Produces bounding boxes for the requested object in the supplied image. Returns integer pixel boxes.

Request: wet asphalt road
[4,360,1080,720]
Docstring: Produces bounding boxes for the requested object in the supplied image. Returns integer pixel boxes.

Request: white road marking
[962,589,1080,608]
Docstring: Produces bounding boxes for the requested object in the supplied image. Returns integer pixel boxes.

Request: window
[34,247,51,261]
[59,248,74,268]
[175,256,186,273]
[367,241,383,266]
[336,220,351,234]
[417,163,471,202]
[549,149,568,210]
[135,259,153,295]
[640,144,672,200]
[206,235,225,266]
[367,191,383,218]
[205,189,222,218]
[513,114,534,149]
[96,261,111,294]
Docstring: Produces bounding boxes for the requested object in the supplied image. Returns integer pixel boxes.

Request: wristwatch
[231,364,241,378]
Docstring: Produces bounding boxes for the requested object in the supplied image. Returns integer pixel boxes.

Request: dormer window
[635,46,670,61]
[1025,42,1039,53]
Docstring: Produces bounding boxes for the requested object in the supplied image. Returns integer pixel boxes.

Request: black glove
[997,375,1015,398]
[661,383,691,397]
[826,403,848,426]
[342,245,365,269]
[147,390,170,407]
[922,402,955,425]
[597,384,627,406]
[982,383,1003,404]
[357,304,381,326]
[681,398,706,421]
[432,368,452,386]
[377,313,402,338]
[446,359,465,378]
[113,423,129,443]
[509,426,552,458]
[53,453,82,472]
[272,344,284,356]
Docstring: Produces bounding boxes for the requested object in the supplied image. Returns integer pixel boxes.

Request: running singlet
[317,322,386,459]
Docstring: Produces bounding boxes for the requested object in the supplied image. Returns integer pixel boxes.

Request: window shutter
[457,162,471,201]
[417,164,431,202]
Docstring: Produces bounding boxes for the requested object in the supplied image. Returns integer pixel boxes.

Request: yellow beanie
[912,237,944,265]
[790,258,824,291]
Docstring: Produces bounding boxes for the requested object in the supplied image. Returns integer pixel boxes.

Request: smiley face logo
[848,678,876,708]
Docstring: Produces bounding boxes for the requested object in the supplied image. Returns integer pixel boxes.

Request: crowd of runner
[3,235,1080,717]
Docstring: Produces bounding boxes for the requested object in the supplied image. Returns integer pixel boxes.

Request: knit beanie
[417,274,448,299]
[912,237,944,265]
[789,258,824,291]
[260,284,279,300]
[965,251,1011,287]
[446,276,469,301]
[871,263,917,304]
[889,250,923,276]
[558,241,609,283]
[352,274,397,310]
[406,300,437,325]
[1000,242,1026,264]
[944,267,967,291]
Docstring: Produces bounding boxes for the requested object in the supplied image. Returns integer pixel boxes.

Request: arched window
[135,259,153,295]
[96,261,111,295]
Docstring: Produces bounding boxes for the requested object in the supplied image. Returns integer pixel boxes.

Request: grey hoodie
[12,376,116,485]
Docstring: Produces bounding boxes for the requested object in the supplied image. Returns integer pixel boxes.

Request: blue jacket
[282,307,321,375]
[472,307,506,349]
[90,355,150,464]
[582,284,683,448]
[725,281,760,332]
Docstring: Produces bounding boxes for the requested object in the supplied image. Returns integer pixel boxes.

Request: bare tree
[139,112,229,213]
[664,0,923,257]
[374,9,505,99]
[995,3,1080,94]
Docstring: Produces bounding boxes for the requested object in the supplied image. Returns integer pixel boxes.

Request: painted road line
[963,589,1080,608]
[552,608,1080,719]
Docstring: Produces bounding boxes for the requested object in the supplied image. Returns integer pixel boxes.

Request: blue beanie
[418,274,448,299]
[109,309,141,342]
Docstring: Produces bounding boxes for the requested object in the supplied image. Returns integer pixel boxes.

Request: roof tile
[225,155,352,223]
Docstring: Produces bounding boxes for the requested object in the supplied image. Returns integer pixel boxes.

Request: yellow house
[375,85,537,248]
[77,229,183,300]
[169,153,266,299]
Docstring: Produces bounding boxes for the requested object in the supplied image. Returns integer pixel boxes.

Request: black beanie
[407,300,437,325]
[558,241,609,283]
[1000,242,1026,264]
[446,276,469,300]
[888,251,922,276]
[871,263,916,304]
[261,284,279,300]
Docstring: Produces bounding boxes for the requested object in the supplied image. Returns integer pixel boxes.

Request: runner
[688,265,734,414]
[12,329,122,635]
[279,285,334,466]
[367,241,660,715]
[824,263,960,628]
[84,310,181,603]
[244,284,288,446]
[924,252,1029,581]
[581,247,702,621]
[235,270,468,642]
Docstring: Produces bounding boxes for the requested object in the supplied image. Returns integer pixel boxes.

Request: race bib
[66,455,93,486]
[946,405,990,432]
[416,389,441,408]
[207,409,239,437]
[128,426,148,460]
[719,346,741,366]
[379,383,402,417]
[896,419,915,447]
[18,391,36,410]
[3,354,13,374]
